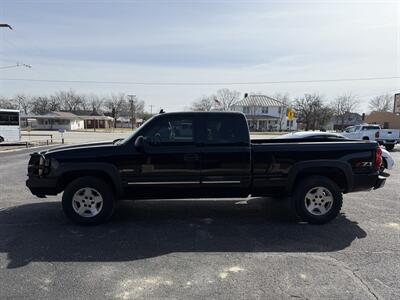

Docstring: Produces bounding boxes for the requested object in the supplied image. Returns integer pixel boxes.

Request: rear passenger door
[198,114,251,197]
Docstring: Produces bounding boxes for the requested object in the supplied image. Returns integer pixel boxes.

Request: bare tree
[15,94,31,114]
[31,96,50,115]
[293,94,327,131]
[0,96,18,109]
[133,98,145,117]
[47,95,62,112]
[317,106,334,129]
[368,94,393,112]
[86,94,104,113]
[105,93,127,127]
[331,93,359,129]
[54,90,85,111]
[191,96,214,111]
[214,89,240,111]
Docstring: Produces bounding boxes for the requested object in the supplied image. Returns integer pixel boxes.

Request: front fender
[54,162,123,197]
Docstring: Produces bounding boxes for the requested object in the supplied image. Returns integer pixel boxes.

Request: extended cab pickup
[26,112,386,225]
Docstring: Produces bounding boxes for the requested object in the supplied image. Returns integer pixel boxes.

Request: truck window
[142,117,194,146]
[363,125,380,130]
[203,115,248,146]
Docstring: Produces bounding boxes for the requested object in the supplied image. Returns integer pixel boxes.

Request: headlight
[38,156,54,176]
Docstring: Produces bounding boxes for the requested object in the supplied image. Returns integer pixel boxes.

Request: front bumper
[26,176,59,197]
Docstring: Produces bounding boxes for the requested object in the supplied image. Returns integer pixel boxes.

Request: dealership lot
[0,144,399,299]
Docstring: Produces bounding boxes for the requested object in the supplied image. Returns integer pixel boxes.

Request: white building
[232,94,297,131]
[21,112,84,131]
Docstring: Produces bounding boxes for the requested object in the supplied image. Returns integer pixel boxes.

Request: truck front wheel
[293,176,343,224]
[62,176,115,225]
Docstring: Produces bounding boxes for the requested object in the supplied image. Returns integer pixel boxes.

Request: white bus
[0,109,21,143]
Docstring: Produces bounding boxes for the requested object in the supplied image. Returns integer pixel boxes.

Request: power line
[0,75,399,86]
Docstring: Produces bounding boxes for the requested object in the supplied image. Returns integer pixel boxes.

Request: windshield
[117,115,157,145]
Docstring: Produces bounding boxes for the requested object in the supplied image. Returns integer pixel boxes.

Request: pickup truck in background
[26,112,386,225]
[342,124,400,151]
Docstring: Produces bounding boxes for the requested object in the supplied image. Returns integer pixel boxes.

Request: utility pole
[127,94,136,129]
[149,104,153,115]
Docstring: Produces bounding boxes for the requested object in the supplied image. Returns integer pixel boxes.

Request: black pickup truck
[27,112,385,225]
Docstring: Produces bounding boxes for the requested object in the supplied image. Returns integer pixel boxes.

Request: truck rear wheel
[62,176,115,225]
[293,176,342,224]
[385,144,395,151]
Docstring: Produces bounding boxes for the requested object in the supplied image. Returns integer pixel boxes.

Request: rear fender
[286,160,353,194]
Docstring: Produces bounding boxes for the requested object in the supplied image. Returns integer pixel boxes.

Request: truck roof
[157,111,244,117]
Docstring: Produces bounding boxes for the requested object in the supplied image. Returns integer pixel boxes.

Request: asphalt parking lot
[0,146,399,299]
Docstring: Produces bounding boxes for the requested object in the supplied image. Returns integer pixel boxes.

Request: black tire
[62,176,115,225]
[362,137,369,140]
[379,158,387,174]
[0,136,4,143]
[385,144,395,151]
[293,176,343,224]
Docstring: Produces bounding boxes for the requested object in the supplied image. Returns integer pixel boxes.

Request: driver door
[124,115,201,199]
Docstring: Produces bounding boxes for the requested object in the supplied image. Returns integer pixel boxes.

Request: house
[20,111,113,131]
[21,112,84,130]
[365,112,400,129]
[326,112,363,131]
[72,110,114,129]
[232,94,297,131]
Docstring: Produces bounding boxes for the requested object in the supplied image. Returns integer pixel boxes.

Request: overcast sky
[1,0,399,112]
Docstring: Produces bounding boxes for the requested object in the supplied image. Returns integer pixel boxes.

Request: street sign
[394,93,400,114]
[287,109,295,121]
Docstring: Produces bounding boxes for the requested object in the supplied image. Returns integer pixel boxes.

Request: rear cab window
[199,114,250,146]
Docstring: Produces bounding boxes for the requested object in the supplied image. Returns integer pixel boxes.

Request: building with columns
[232,94,297,131]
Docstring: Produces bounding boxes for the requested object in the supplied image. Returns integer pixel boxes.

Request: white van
[0,109,21,142]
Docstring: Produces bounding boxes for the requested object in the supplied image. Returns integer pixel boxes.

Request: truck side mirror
[134,136,146,152]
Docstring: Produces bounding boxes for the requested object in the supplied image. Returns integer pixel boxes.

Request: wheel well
[362,136,369,140]
[58,170,116,194]
[293,167,348,193]
[382,157,387,168]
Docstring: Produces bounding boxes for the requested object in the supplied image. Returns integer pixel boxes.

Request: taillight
[375,131,379,138]
[375,146,382,171]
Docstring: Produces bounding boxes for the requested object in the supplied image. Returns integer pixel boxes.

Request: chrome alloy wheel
[304,186,333,216]
[72,187,103,218]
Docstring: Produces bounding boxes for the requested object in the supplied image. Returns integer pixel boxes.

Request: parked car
[342,124,400,151]
[274,131,395,174]
[26,112,385,225]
